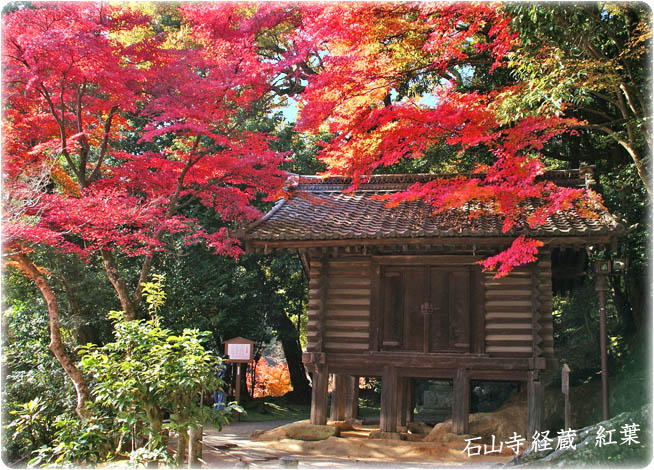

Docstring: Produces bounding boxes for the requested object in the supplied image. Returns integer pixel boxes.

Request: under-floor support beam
[310,364,329,425]
[452,368,470,434]
[380,366,399,433]
[344,376,359,420]
[330,373,347,421]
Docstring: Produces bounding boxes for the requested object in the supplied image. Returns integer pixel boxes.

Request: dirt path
[199,420,513,468]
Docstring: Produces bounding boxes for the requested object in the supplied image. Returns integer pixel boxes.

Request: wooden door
[379,265,472,352]
[381,269,404,350]
[429,267,470,352]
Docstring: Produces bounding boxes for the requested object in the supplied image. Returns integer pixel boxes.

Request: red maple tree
[291,3,604,275]
[2,3,294,416]
[3,3,607,418]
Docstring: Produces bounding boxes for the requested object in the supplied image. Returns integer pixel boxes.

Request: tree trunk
[12,251,90,419]
[101,249,137,320]
[275,313,312,403]
[176,427,188,467]
[610,276,637,336]
[188,426,201,469]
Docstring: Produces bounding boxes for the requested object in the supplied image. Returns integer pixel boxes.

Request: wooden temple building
[244,171,624,437]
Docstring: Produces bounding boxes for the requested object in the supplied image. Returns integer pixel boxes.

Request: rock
[423,390,528,443]
[423,422,453,442]
[505,404,652,467]
[368,430,403,440]
[408,421,432,435]
[330,420,355,432]
[250,426,287,441]
[284,423,340,441]
[346,418,363,427]
[250,420,339,442]
[405,433,426,442]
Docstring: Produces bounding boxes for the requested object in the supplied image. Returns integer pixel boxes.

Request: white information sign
[227,343,251,361]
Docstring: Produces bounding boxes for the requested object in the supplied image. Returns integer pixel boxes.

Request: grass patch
[239,396,310,422]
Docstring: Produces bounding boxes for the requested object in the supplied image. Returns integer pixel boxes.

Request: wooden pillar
[344,376,359,420]
[380,366,399,433]
[405,378,414,424]
[527,370,544,436]
[395,377,405,428]
[452,369,470,434]
[330,374,347,421]
[397,378,411,427]
[310,364,329,425]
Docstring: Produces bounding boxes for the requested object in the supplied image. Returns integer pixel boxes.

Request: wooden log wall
[484,251,554,357]
[306,251,554,360]
[307,256,372,354]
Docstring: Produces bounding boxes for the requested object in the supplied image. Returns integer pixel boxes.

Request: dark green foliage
[28,306,235,467]
[2,299,76,464]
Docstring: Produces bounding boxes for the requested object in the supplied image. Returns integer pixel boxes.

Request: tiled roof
[245,172,625,243]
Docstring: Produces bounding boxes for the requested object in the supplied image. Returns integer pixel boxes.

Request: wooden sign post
[562,363,571,429]
[223,337,255,416]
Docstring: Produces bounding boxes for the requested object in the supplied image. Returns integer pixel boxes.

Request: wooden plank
[485,317,532,325]
[329,259,371,266]
[310,364,329,425]
[371,255,482,265]
[486,334,533,341]
[329,296,371,305]
[487,351,533,358]
[486,338,533,346]
[323,352,534,370]
[325,324,369,331]
[328,288,371,296]
[327,312,370,319]
[249,235,615,249]
[316,254,329,352]
[485,300,532,308]
[452,369,470,434]
[325,342,369,350]
[485,305,533,313]
[380,366,399,433]
[468,370,529,381]
[328,269,372,278]
[306,341,320,352]
[486,323,532,330]
[486,346,533,353]
[324,332,369,340]
[485,312,532,320]
[485,292,532,300]
[329,279,372,288]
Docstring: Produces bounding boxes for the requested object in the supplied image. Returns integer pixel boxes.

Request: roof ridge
[296,169,593,188]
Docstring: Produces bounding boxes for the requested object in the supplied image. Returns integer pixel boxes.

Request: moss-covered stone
[284,423,340,441]
[505,404,652,467]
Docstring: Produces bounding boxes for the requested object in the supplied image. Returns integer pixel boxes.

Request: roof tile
[246,173,624,242]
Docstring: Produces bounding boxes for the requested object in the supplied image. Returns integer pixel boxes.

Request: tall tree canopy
[2,1,650,422]
[2,2,294,415]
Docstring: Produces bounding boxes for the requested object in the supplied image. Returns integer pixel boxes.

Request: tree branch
[88,105,119,183]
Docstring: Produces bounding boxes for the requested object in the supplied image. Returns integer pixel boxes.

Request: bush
[26,275,238,467]
[249,357,292,398]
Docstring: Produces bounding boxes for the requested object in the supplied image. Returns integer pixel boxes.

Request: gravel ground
[197,420,510,469]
